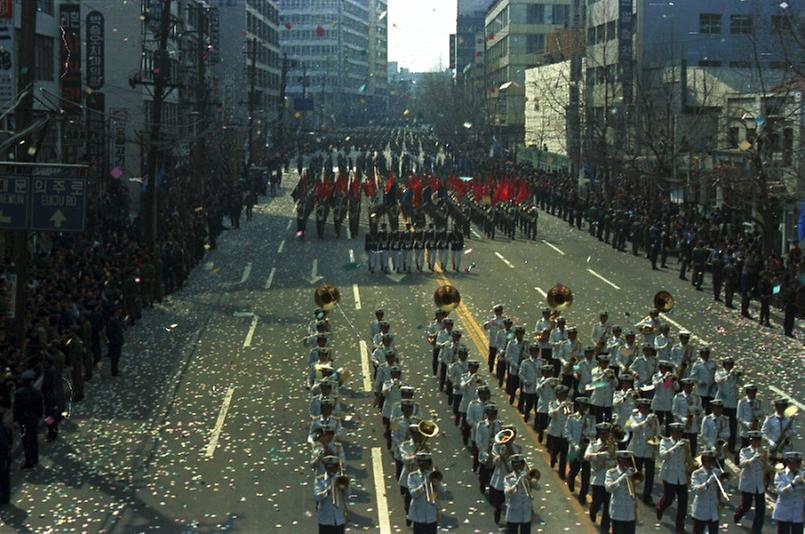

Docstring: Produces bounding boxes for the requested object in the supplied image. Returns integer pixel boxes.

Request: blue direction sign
[30,177,86,232]
[0,176,30,230]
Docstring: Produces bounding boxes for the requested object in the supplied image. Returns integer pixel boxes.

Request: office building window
[550,5,569,26]
[730,14,752,34]
[729,61,751,68]
[698,60,721,67]
[37,0,54,15]
[34,35,54,81]
[606,20,616,41]
[527,4,545,24]
[526,34,544,54]
[699,14,721,34]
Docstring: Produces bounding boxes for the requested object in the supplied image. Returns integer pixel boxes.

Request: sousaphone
[546,283,573,311]
[314,284,341,311]
[653,290,674,313]
[434,284,461,313]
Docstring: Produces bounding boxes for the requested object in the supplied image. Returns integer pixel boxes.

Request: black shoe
[656,506,663,521]
[643,497,655,506]
[21,464,34,470]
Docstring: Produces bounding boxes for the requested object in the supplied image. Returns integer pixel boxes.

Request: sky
[388,0,457,73]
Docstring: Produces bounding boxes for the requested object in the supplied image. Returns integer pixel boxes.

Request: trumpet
[561,400,574,416]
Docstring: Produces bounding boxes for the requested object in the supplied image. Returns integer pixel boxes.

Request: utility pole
[10,0,38,349]
[143,0,173,249]
[246,37,257,173]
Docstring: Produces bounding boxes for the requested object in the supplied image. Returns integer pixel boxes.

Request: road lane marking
[586,268,621,290]
[238,263,252,284]
[371,447,392,534]
[205,386,235,458]
[471,228,482,238]
[306,259,324,284]
[265,267,276,290]
[286,219,292,230]
[432,273,596,534]
[353,284,362,310]
[659,313,710,345]
[349,249,355,263]
[494,251,514,269]
[243,315,259,348]
[768,386,805,411]
[360,340,372,392]
[346,227,352,240]
[535,287,547,298]
[541,239,565,255]
[277,239,285,254]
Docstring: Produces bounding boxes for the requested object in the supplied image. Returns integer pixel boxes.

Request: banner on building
[208,6,220,63]
[86,10,104,90]
[86,92,106,177]
[59,4,82,114]
[110,108,129,172]
[0,21,14,108]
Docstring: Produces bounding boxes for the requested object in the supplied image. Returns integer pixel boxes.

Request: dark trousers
[684,432,698,456]
[413,522,438,534]
[438,363,447,391]
[735,490,766,533]
[534,412,550,442]
[432,348,439,376]
[495,358,506,388]
[488,347,498,373]
[693,518,719,534]
[21,422,38,466]
[655,410,672,435]
[724,407,737,452]
[778,522,804,534]
[633,456,655,501]
[108,343,122,376]
[479,464,492,494]
[547,435,568,476]
[506,374,519,404]
[568,459,590,498]
[590,484,610,532]
[610,520,635,534]
[520,392,536,422]
[402,487,411,515]
[318,525,345,534]
[489,487,505,521]
[0,457,9,504]
[506,523,531,534]
[657,481,688,531]
[452,395,462,422]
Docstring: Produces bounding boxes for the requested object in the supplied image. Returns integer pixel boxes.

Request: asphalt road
[1,172,801,534]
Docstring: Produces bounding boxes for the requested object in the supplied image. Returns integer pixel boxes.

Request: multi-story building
[216,0,280,150]
[280,0,372,127]
[366,0,388,117]
[455,0,494,80]
[484,0,573,148]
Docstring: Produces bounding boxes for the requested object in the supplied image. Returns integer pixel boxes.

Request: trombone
[519,461,541,499]
[424,466,443,505]
[332,461,350,507]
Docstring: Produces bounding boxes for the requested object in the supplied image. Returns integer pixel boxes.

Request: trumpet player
[669,330,693,378]
[372,350,397,411]
[590,311,610,347]
[762,398,797,463]
[699,399,730,469]
[627,398,660,504]
[438,329,462,395]
[654,323,672,361]
[505,325,528,406]
[656,423,690,533]
[389,385,420,421]
[690,449,729,534]
[612,372,637,436]
[517,344,541,423]
[772,451,803,534]
[310,377,341,419]
[428,310,448,376]
[548,317,569,377]
[371,320,391,350]
[391,400,419,480]
[476,403,501,495]
[371,334,394,380]
[629,343,658,391]
[714,356,740,454]
[483,304,506,374]
[533,307,553,362]
[466,384,492,471]
[651,360,678,431]
[547,385,572,476]
[407,451,442,534]
[585,422,617,533]
[589,354,618,423]
[535,365,558,442]
[605,450,639,534]
[737,384,761,450]
[367,308,384,340]
[314,455,349,534]
[614,330,638,373]
[673,378,703,455]
[399,424,429,524]
[565,396,595,499]
[491,426,521,525]
[310,421,346,474]
[308,399,343,445]
[433,317,455,378]
[504,454,540,534]
[575,346,597,396]
[381,368,404,449]
[734,430,767,532]
[458,360,482,445]
[690,347,716,413]
[447,346,469,423]
[497,319,515,388]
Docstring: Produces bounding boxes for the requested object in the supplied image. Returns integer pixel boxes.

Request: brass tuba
[315,284,341,311]
[434,284,461,313]
[546,283,573,311]
[653,290,674,313]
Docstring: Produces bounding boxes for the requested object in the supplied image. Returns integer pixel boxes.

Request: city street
[2,174,801,534]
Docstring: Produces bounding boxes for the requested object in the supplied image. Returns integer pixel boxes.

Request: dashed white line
[349,249,355,263]
[265,267,276,290]
[286,219,292,230]
[371,447,392,534]
[541,239,565,255]
[534,287,547,298]
[471,228,482,238]
[494,251,514,269]
[243,315,259,348]
[205,386,235,458]
[346,227,352,240]
[359,340,372,392]
[586,268,621,290]
[277,239,285,254]
[768,386,805,411]
[238,263,252,284]
[659,313,710,345]
[353,283,362,310]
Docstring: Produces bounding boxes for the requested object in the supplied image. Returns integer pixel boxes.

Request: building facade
[455,0,494,80]
[366,0,388,117]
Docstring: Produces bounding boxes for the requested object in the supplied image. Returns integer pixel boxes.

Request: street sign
[0,175,29,230]
[29,177,86,232]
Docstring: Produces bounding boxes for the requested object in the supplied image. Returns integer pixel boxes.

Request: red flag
[412,176,422,208]
[335,172,347,195]
[362,178,376,198]
[515,180,529,204]
[385,175,395,194]
[429,176,440,192]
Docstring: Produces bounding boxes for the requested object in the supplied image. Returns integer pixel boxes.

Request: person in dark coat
[40,356,60,441]
[106,307,126,377]
[0,416,12,503]
[13,370,43,469]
